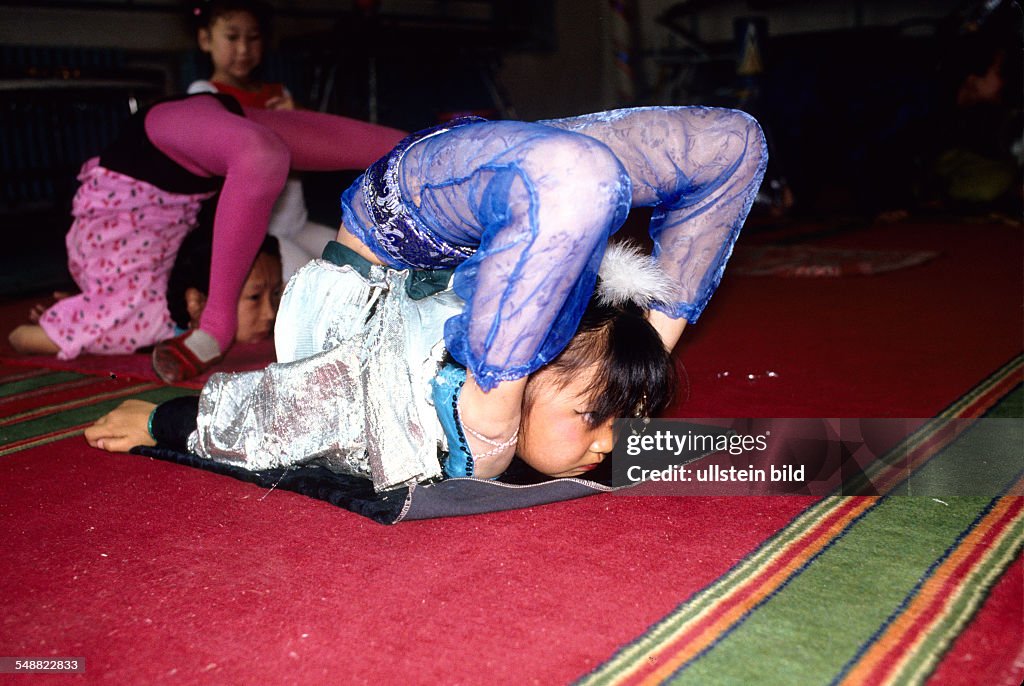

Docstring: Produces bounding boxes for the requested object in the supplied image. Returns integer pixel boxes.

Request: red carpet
[0,340,276,389]
[1,440,817,684]
[677,221,1021,418]
[0,219,1020,684]
[929,555,1024,686]
[729,244,937,277]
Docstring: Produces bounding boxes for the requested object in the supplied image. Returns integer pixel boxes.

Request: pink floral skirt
[39,158,213,359]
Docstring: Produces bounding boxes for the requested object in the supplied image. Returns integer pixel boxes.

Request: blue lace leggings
[355,107,768,390]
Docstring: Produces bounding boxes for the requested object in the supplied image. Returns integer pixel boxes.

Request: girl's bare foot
[8,324,60,355]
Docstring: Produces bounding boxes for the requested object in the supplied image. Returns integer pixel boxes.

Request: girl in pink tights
[8,93,404,381]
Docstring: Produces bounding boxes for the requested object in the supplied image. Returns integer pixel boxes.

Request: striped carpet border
[0,381,160,427]
[0,371,94,403]
[834,494,1024,685]
[578,355,1023,686]
[576,496,880,685]
[897,503,1023,685]
[0,375,112,405]
[0,423,94,457]
[1011,472,1024,497]
[0,365,192,457]
[936,354,1023,420]
[0,366,58,385]
[845,353,1022,495]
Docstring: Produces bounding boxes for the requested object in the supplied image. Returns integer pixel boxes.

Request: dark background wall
[1,0,1020,294]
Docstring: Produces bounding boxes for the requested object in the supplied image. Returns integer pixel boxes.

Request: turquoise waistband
[321,241,454,301]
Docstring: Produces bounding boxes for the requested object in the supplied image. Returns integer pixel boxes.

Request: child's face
[199,11,263,86]
[234,252,283,344]
[516,364,615,478]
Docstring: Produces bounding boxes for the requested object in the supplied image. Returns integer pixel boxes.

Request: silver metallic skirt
[189,258,464,491]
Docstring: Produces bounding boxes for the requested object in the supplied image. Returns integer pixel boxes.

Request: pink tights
[145,95,404,350]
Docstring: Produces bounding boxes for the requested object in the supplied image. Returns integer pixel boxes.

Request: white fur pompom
[596,241,678,309]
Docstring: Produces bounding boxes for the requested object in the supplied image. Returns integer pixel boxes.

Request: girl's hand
[265,94,295,111]
[84,400,158,453]
[647,309,688,352]
[28,290,72,323]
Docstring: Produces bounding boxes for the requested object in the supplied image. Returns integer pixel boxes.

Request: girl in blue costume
[335,106,767,478]
[86,106,767,491]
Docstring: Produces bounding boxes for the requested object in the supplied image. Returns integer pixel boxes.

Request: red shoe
[152,330,224,383]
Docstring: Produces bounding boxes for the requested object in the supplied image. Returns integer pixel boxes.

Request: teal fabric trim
[321,241,454,301]
[431,363,473,478]
[406,269,455,300]
[321,240,374,279]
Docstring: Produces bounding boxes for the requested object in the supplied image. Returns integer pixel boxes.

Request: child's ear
[197,28,213,53]
[185,288,208,327]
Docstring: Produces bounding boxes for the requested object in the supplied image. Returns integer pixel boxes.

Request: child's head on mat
[167,227,283,344]
[515,298,675,478]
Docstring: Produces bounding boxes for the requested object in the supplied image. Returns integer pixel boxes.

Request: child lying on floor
[166,225,284,346]
[86,106,767,489]
[11,218,284,354]
[85,243,678,486]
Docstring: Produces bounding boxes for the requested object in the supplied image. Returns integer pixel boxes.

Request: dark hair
[189,0,273,35]
[167,216,281,329]
[500,294,676,486]
[523,294,677,425]
[937,2,1023,104]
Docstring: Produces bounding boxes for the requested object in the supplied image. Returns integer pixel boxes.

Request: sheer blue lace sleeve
[540,107,768,322]
[395,120,633,390]
[341,107,766,390]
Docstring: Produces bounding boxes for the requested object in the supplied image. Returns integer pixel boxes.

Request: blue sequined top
[342,117,484,270]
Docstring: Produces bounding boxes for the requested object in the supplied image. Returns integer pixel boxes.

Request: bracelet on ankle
[461,423,519,460]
